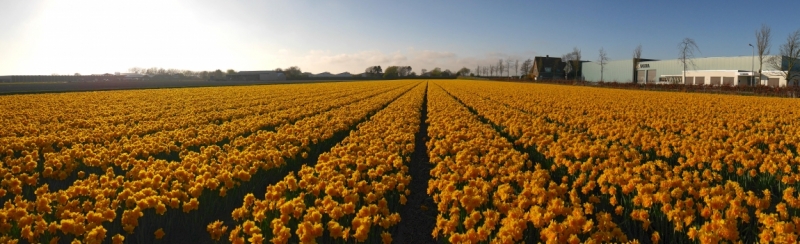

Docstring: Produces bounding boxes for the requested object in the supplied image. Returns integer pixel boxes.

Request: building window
[723,77,734,86]
[710,77,721,86]
[660,76,682,83]
[544,67,552,72]
[695,77,705,85]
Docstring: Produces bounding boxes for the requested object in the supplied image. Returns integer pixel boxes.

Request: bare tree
[505,59,512,77]
[128,67,145,74]
[490,65,495,76]
[573,48,582,81]
[563,47,582,81]
[756,24,772,85]
[678,38,700,85]
[562,54,573,80]
[633,45,642,84]
[520,59,533,79]
[497,60,504,77]
[770,29,800,86]
[514,60,519,78]
[598,47,609,82]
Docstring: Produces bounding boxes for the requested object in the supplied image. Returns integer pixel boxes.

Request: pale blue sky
[1,0,799,75]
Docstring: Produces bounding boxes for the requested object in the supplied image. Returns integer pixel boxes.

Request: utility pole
[749,43,755,86]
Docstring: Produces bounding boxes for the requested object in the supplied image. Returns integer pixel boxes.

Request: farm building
[529,55,588,80]
[581,58,657,83]
[226,70,286,81]
[530,56,566,80]
[583,55,800,87]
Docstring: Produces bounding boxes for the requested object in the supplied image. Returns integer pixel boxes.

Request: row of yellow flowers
[427,83,574,243]
[0,82,391,213]
[0,80,419,243]
[223,82,426,244]
[0,83,365,155]
[435,80,800,243]
[1,82,395,185]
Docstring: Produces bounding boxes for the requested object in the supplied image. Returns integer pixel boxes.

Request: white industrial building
[583,55,800,87]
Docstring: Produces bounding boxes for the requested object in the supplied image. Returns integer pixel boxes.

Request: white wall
[759,71,796,87]
[683,70,744,86]
[583,59,635,82]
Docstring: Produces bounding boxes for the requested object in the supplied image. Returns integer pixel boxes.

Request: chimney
[546,55,549,58]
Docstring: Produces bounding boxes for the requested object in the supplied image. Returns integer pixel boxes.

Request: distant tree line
[476,58,533,79]
[382,66,414,78]
[363,65,469,78]
[126,66,312,80]
[274,66,307,79]
[127,67,233,80]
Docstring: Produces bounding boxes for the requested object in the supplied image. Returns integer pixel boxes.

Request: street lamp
[749,43,755,86]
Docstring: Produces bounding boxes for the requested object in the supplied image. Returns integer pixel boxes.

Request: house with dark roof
[529,55,589,80]
[531,55,566,80]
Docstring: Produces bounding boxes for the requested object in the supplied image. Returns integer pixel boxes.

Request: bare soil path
[394,84,438,244]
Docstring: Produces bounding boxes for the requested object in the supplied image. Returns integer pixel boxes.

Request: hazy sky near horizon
[2,0,800,75]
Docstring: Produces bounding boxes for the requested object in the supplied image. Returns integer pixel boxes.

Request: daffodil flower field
[2,79,800,243]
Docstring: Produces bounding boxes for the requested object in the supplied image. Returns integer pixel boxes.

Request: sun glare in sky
[6,0,261,75]
[2,0,800,75]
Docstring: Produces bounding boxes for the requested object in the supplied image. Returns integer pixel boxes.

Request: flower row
[436,80,800,243]
[0,80,420,243]
[224,82,426,243]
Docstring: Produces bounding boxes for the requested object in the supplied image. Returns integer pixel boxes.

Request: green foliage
[457,67,470,76]
[383,66,399,79]
[365,66,382,77]
[281,66,304,78]
[431,68,442,77]
[213,69,224,79]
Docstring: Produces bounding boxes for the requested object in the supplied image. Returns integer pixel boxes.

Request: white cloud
[417,50,457,60]
[316,50,407,65]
